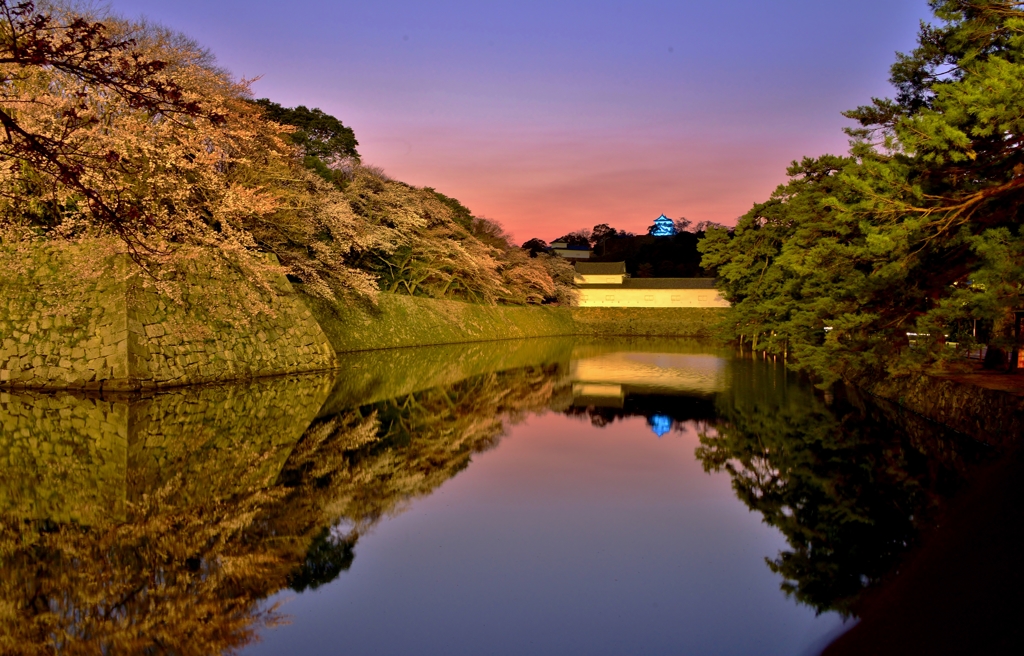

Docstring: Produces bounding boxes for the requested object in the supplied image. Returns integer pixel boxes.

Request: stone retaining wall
[0,241,336,390]
[124,258,335,388]
[0,243,131,388]
[863,374,1024,447]
[0,373,334,524]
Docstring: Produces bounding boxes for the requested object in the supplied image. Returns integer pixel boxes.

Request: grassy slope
[303,292,577,353]
[304,290,729,356]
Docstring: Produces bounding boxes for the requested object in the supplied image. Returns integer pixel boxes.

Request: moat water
[0,337,1018,655]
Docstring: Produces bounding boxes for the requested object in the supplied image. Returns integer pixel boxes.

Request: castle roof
[650,214,675,237]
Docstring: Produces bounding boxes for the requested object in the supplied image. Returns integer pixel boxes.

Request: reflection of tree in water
[0,466,291,655]
[0,364,568,655]
[271,364,568,592]
[695,358,989,617]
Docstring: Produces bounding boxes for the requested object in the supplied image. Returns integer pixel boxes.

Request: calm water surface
[0,337,1008,654]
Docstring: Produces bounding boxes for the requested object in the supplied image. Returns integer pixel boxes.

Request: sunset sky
[115,0,931,242]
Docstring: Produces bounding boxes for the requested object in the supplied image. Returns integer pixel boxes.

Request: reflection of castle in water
[569,351,729,435]
[572,352,730,397]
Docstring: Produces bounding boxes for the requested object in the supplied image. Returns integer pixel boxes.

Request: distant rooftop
[575,261,626,275]
[580,278,718,290]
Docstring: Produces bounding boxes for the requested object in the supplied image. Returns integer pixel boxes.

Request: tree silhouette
[697,358,987,616]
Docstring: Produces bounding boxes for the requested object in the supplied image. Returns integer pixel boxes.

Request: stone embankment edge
[859,374,1024,447]
[1,238,728,391]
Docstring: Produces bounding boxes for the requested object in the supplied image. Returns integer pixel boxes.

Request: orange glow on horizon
[357,123,850,243]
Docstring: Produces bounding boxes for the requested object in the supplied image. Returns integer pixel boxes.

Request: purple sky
[113,0,931,242]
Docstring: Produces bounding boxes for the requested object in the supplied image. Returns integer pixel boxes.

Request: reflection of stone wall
[0,391,128,525]
[0,364,564,655]
[128,374,335,504]
[318,337,575,414]
[0,241,336,389]
[0,373,335,525]
[571,351,731,395]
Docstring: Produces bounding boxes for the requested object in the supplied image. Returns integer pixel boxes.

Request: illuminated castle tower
[648,214,675,237]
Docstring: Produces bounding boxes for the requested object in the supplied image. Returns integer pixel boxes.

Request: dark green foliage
[521,238,548,257]
[469,216,513,250]
[551,229,591,247]
[254,98,359,161]
[699,155,884,382]
[288,527,356,592]
[545,220,713,277]
[590,223,617,247]
[700,1,1024,383]
[254,98,359,185]
[602,231,714,277]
